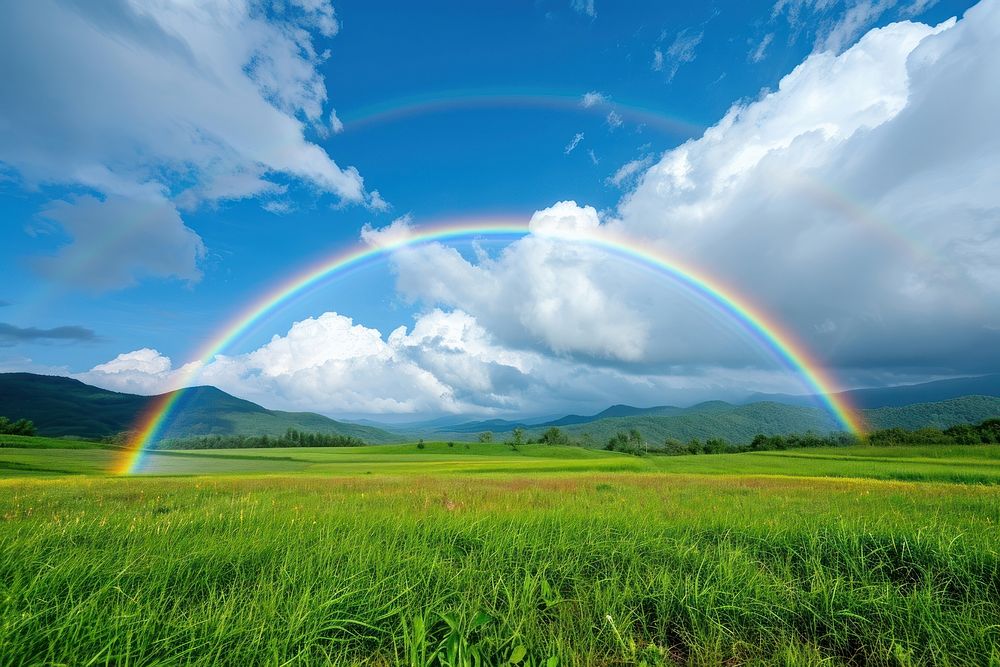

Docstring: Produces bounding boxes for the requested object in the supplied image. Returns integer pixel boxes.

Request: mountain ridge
[0,373,397,443]
[2,372,998,447]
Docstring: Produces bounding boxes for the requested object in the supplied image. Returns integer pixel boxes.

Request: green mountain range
[2,372,998,447]
[0,373,397,443]
[434,397,1000,445]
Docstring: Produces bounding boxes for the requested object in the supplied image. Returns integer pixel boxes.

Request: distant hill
[442,404,689,433]
[434,396,1000,446]
[864,395,1000,430]
[399,376,1000,437]
[541,404,686,427]
[748,374,1000,409]
[437,418,532,434]
[3,372,998,448]
[0,373,397,443]
[541,401,841,445]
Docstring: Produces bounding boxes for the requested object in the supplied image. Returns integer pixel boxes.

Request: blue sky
[1,0,996,418]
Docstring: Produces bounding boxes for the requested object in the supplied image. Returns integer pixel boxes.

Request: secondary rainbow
[115,219,864,474]
[339,88,703,137]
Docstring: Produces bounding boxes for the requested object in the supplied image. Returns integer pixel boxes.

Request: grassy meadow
[2,439,1000,665]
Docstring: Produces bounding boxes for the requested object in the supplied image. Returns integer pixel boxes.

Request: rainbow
[115,218,864,474]
[338,88,703,137]
[790,176,935,264]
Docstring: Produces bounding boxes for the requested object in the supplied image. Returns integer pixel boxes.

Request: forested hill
[433,396,1000,445]
[0,373,397,443]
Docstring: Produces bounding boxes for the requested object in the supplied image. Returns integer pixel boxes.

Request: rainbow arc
[115,219,864,474]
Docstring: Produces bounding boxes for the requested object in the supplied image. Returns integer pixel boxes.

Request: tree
[478,431,493,443]
[662,438,687,455]
[606,429,646,456]
[540,427,569,446]
[511,428,525,446]
[0,416,37,436]
[704,438,730,454]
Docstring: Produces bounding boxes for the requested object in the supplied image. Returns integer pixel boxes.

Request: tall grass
[2,474,999,665]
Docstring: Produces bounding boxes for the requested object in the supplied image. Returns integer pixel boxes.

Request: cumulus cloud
[615,3,1000,374]
[81,310,815,417]
[383,201,779,372]
[0,0,365,289]
[78,2,1000,416]
[383,3,1000,387]
[80,348,198,395]
[361,214,414,247]
[381,202,667,364]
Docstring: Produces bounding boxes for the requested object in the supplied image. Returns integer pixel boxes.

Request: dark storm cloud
[0,323,97,346]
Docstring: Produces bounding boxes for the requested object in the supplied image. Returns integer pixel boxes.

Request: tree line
[603,418,1000,457]
[0,416,37,436]
[154,428,366,450]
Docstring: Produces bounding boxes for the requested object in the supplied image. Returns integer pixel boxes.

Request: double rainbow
[115,219,863,474]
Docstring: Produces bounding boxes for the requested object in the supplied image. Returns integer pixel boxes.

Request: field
[2,441,1000,665]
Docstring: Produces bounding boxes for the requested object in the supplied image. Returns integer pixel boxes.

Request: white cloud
[900,0,941,17]
[819,0,896,52]
[616,4,1000,374]
[361,214,414,247]
[328,108,345,134]
[607,155,655,188]
[588,149,600,165]
[287,0,340,37]
[749,32,775,62]
[661,28,704,81]
[581,91,608,108]
[81,310,819,417]
[0,1,366,289]
[384,202,656,364]
[571,0,596,18]
[80,348,199,395]
[564,132,585,154]
[367,190,391,212]
[383,3,1000,385]
[263,200,294,215]
[79,312,510,414]
[606,110,624,129]
[772,0,943,54]
[79,1,1000,417]
[652,49,665,71]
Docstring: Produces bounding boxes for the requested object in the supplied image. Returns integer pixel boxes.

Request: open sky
[1,0,996,420]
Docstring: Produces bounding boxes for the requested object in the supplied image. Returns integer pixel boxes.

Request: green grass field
[2,440,999,665]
